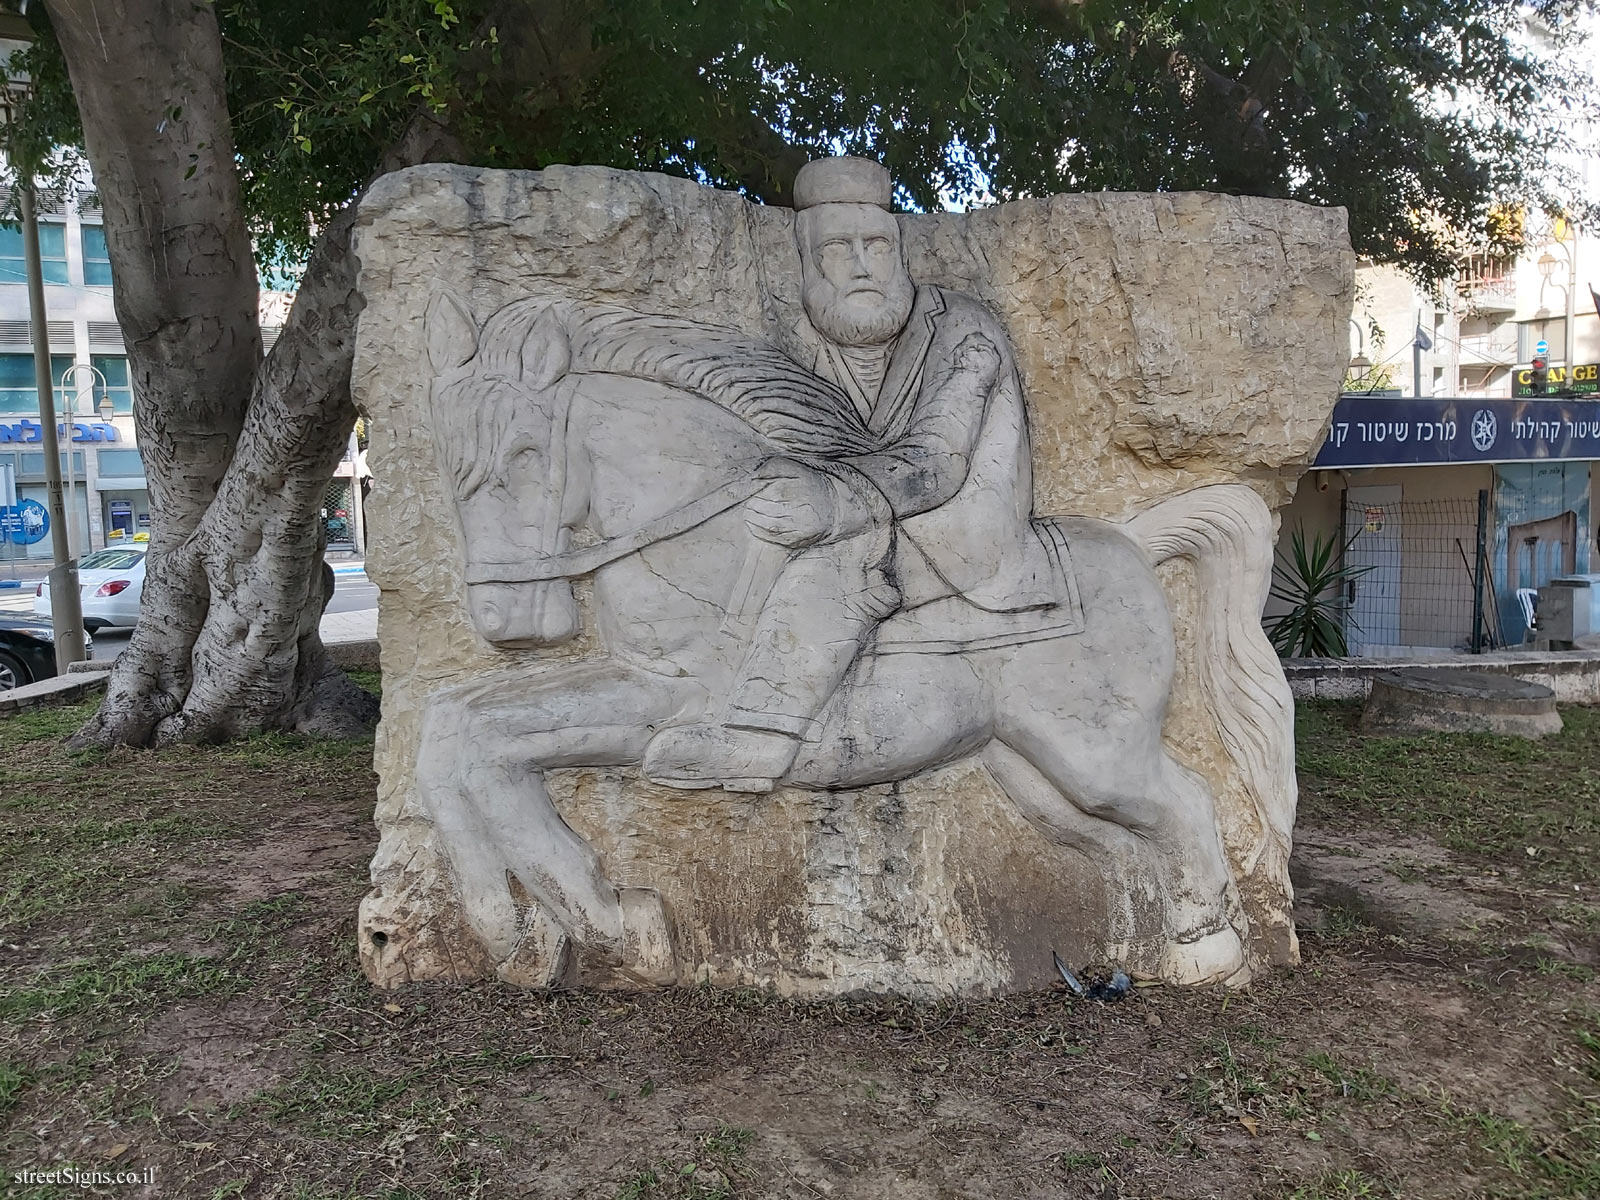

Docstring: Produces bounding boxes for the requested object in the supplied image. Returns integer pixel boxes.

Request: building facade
[1274,226,1600,656]
[0,183,139,566]
[0,185,365,571]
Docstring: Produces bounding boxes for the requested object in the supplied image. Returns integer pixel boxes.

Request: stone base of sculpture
[349,161,1352,997]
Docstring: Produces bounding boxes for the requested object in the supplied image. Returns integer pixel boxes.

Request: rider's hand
[746,461,839,548]
[951,332,1002,388]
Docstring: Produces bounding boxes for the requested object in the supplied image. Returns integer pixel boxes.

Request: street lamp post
[1537,219,1580,387]
[60,362,108,556]
[18,184,87,669]
[3,77,87,670]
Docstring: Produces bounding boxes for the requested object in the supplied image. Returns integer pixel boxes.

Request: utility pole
[1412,307,1427,398]
[20,184,87,670]
[1564,227,1578,384]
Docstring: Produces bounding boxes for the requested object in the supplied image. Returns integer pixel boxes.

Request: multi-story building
[0,182,143,564]
[0,184,366,571]
[1352,224,1599,401]
[1274,223,1600,657]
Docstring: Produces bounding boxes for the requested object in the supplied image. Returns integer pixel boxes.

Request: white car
[34,545,147,631]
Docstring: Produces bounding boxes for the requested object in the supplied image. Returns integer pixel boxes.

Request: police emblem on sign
[1471,409,1497,453]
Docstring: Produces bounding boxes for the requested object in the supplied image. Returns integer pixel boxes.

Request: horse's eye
[512,447,543,470]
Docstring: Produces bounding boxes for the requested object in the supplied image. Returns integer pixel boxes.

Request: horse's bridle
[463,475,767,585]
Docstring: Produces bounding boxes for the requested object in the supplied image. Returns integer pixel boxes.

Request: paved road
[326,576,378,615]
[1,569,378,660]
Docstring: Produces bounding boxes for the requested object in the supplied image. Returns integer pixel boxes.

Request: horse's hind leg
[992,703,1247,986]
[415,660,694,985]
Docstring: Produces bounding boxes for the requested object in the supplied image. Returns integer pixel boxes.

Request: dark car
[0,614,93,691]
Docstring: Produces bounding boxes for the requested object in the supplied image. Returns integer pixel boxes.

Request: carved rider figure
[641,156,1067,791]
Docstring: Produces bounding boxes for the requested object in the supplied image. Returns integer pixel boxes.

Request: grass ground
[1,694,1597,1198]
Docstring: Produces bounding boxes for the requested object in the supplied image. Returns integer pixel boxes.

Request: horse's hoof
[1159,927,1249,988]
[646,776,722,792]
[495,902,575,989]
[618,887,678,986]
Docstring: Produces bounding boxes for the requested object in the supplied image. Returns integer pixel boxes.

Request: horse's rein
[463,475,769,585]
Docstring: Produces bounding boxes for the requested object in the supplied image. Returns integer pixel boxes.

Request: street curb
[0,671,109,715]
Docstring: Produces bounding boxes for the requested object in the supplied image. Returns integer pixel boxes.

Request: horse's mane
[559,303,879,457]
[432,300,558,499]
[434,296,889,500]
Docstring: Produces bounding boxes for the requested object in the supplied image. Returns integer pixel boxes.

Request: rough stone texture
[350,164,1352,997]
[1361,668,1563,738]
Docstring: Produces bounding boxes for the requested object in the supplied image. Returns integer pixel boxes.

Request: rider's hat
[793,157,893,211]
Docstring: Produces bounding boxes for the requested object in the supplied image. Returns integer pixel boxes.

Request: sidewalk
[321,606,377,644]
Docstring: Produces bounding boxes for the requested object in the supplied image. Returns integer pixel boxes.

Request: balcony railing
[1457,254,1518,310]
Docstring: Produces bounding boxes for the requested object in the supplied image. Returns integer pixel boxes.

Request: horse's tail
[1127,484,1295,882]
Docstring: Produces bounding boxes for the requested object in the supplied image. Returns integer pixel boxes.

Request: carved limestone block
[351,160,1352,996]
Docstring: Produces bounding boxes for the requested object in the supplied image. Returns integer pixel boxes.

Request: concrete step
[0,671,109,714]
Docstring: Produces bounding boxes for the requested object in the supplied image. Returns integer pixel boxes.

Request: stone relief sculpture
[354,156,1332,995]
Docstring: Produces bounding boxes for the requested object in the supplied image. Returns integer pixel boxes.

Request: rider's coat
[542,288,1066,624]
[816,285,1060,617]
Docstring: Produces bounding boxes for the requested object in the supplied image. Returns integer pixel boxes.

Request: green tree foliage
[7,0,1597,278]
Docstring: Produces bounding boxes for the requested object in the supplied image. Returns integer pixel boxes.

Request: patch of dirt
[1292,827,1510,942]
[3,701,1598,1199]
[177,803,373,903]
[139,1000,293,1111]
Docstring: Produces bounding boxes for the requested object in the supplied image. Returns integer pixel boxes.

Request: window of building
[0,354,75,415]
[0,222,70,285]
[91,355,134,414]
[18,449,86,477]
[81,225,113,286]
[97,447,145,477]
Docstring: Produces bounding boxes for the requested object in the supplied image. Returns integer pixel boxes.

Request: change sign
[1513,362,1600,397]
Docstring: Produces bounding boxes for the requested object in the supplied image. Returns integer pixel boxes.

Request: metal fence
[1338,491,1494,655]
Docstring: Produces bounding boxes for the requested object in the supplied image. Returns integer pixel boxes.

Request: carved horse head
[425,292,582,647]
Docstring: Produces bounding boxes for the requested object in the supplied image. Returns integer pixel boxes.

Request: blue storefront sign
[0,419,119,444]
[1312,395,1600,468]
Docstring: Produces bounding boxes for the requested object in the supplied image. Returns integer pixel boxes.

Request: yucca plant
[1265,527,1371,658]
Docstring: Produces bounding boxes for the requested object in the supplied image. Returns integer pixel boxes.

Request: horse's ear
[425,291,478,372]
[518,305,571,391]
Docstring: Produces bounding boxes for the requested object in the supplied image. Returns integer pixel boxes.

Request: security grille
[1338,493,1494,655]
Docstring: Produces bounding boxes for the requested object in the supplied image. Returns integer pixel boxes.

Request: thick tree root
[292,666,381,738]
[69,627,379,749]
[71,665,378,748]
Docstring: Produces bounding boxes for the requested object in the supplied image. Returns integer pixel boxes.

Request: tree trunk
[50,0,376,745]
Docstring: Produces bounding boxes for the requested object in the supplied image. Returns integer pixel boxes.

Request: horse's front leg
[415,660,700,985]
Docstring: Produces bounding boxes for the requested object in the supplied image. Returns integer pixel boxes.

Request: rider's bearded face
[799,205,914,347]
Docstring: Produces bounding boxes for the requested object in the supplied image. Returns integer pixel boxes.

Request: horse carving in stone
[404,284,1295,992]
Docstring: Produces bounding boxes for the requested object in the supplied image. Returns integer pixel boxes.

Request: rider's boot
[640,723,801,794]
